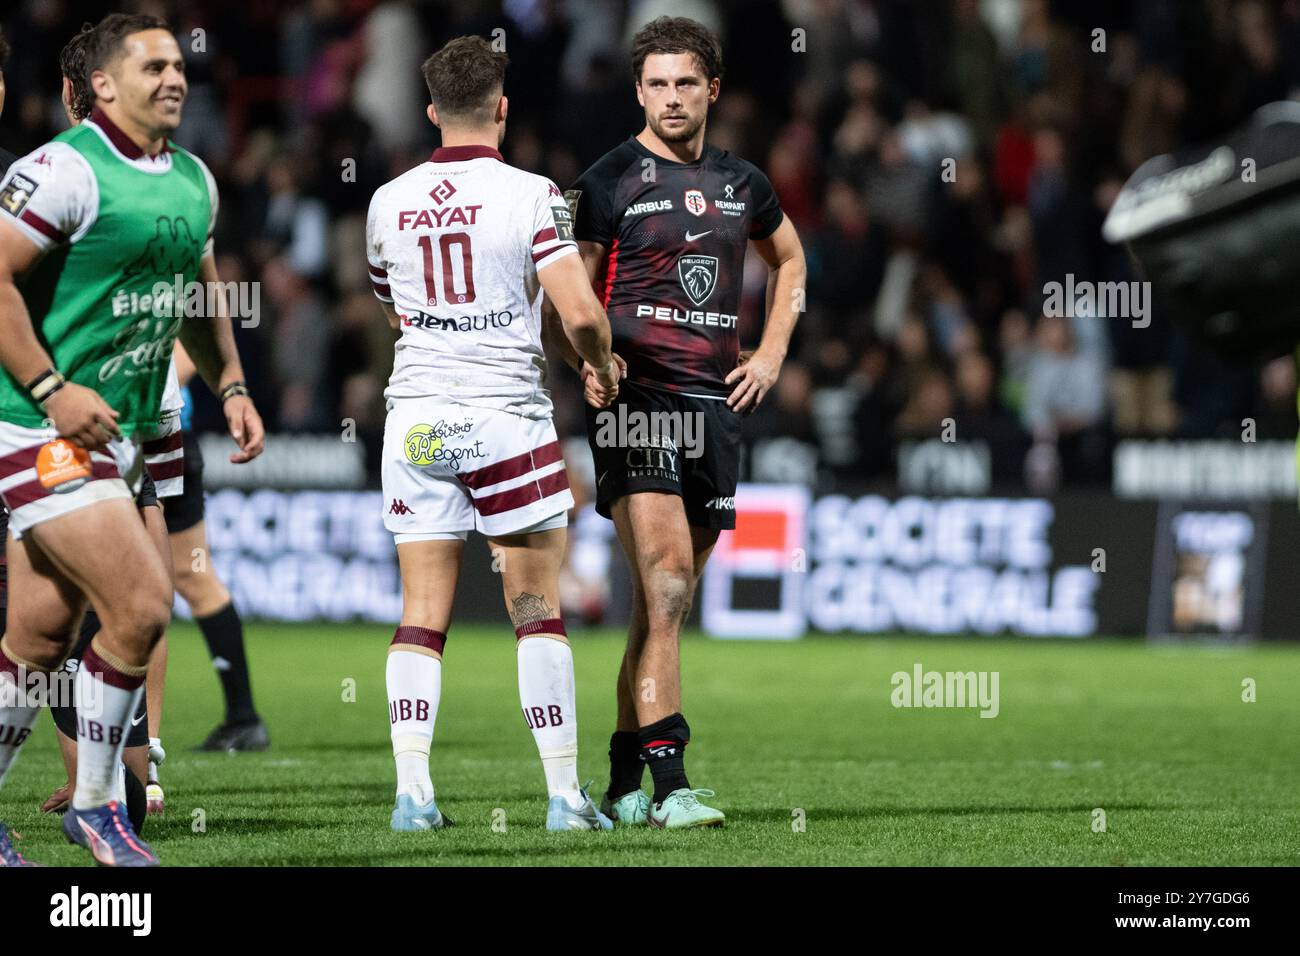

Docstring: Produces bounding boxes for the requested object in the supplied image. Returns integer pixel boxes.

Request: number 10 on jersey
[418,232,476,306]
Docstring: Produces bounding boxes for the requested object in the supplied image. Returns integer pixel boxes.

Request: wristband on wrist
[26,368,67,406]
[220,381,250,403]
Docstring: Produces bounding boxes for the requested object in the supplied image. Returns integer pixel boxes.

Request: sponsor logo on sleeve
[0,172,39,218]
[551,204,574,241]
[564,189,582,220]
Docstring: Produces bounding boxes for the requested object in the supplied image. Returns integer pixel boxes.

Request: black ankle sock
[638,713,691,804]
[197,602,257,724]
[607,731,644,800]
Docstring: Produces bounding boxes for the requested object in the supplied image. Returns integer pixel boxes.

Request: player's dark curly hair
[84,13,171,80]
[60,24,97,121]
[631,16,724,83]
[0,26,11,70]
[421,36,509,125]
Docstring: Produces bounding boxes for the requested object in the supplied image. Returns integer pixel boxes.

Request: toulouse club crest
[684,189,707,216]
[678,254,719,306]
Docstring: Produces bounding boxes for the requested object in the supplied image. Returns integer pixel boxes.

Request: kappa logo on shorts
[388,499,416,516]
[0,173,39,218]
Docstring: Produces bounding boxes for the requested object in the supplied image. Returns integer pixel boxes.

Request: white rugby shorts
[382,398,573,540]
[0,420,144,539]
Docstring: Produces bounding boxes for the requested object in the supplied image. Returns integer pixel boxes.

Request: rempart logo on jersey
[404,421,487,471]
[592,405,705,459]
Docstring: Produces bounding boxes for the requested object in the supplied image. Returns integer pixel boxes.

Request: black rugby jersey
[567,137,783,396]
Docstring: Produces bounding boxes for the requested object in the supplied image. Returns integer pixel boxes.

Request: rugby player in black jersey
[551,16,806,828]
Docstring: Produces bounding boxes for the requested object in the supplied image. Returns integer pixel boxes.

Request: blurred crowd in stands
[4,0,1300,494]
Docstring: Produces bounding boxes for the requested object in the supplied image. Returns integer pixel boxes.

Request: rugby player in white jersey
[366,36,622,831]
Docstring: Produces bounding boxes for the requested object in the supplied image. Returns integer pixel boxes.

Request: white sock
[517,636,582,808]
[72,644,145,811]
[387,648,441,805]
[0,650,42,789]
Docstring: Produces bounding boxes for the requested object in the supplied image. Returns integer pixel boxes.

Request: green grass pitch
[4,624,1298,866]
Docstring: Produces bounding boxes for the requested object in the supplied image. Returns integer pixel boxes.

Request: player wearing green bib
[0,14,264,867]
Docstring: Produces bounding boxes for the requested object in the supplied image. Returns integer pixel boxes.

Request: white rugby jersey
[366,145,577,419]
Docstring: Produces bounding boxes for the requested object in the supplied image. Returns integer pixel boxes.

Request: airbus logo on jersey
[625,199,673,217]
[397,205,482,230]
[678,254,718,306]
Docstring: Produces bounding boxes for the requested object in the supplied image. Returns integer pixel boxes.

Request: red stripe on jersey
[19,210,65,243]
[458,440,563,490]
[532,244,570,266]
[371,279,391,296]
[368,263,388,278]
[602,239,620,308]
[532,227,557,247]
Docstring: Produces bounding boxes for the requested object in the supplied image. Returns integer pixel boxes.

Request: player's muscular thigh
[3,533,88,667]
[30,500,172,662]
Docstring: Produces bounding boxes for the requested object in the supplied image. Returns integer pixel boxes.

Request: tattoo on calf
[510,592,554,627]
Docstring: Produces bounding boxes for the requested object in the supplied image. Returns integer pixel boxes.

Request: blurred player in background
[561,17,806,828]
[168,340,268,753]
[0,13,263,866]
[368,36,621,831]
